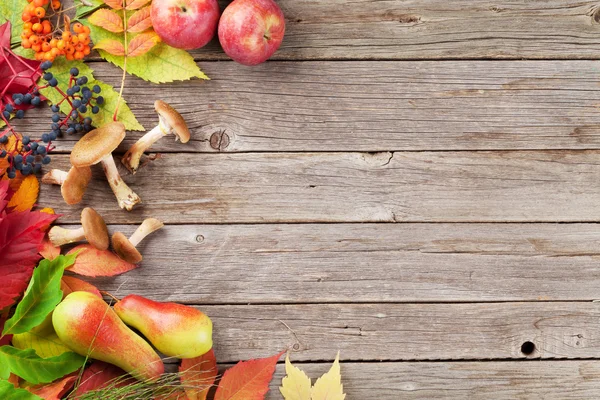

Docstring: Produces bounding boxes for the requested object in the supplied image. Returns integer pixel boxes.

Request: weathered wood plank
[79,223,600,304]
[172,303,600,361]
[41,151,600,223]
[16,61,600,153]
[84,1,600,60]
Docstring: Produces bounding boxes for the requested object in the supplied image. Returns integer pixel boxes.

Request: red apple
[151,0,220,50]
[218,0,285,66]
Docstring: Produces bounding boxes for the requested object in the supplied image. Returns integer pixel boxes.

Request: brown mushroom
[70,121,141,211]
[48,207,109,250]
[121,100,190,174]
[112,218,164,263]
[41,166,92,205]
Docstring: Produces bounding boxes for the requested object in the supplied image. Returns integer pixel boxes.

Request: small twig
[113,0,128,121]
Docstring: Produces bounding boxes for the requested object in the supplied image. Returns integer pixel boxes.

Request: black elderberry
[51,105,60,113]
[42,156,51,164]
[96,96,104,104]
[70,67,79,76]
[48,78,58,87]
[40,61,52,70]
[43,72,53,81]
[76,76,88,85]
[92,106,100,114]
[52,114,60,123]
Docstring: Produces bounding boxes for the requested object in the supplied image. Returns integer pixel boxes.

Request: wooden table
[30,0,600,398]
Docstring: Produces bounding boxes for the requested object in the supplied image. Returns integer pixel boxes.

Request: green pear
[52,291,164,381]
[114,294,213,359]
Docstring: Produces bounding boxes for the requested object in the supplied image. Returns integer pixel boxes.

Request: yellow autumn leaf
[310,353,345,400]
[12,331,72,358]
[280,354,311,400]
[40,207,55,214]
[7,175,39,212]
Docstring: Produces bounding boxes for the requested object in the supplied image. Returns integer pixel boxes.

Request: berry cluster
[21,0,91,63]
[1,62,103,179]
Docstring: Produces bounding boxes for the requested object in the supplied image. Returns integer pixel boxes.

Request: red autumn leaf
[66,244,137,277]
[26,374,77,399]
[39,237,60,260]
[0,180,9,213]
[0,205,58,308]
[61,276,102,298]
[88,9,124,32]
[127,6,152,33]
[155,388,188,400]
[214,351,285,400]
[125,0,150,10]
[180,349,218,400]
[0,22,42,112]
[102,0,123,9]
[94,39,126,56]
[127,31,160,57]
[74,361,131,397]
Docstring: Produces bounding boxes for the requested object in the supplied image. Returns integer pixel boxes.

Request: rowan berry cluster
[21,0,91,62]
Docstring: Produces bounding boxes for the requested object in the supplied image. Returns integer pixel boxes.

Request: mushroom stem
[41,169,68,185]
[100,154,141,211]
[121,125,166,174]
[48,226,86,246]
[129,218,164,246]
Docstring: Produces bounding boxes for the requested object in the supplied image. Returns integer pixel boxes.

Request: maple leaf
[214,351,284,400]
[66,244,137,277]
[280,354,311,400]
[60,276,102,298]
[0,180,9,212]
[0,22,42,112]
[74,361,131,397]
[7,175,38,212]
[310,353,345,400]
[0,209,58,309]
[180,349,217,400]
[24,373,77,399]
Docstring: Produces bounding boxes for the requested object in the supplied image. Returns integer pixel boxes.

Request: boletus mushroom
[70,121,141,211]
[121,100,190,174]
[112,218,164,264]
[41,166,92,205]
[48,207,109,250]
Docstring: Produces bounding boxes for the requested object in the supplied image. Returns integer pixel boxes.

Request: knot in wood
[210,131,230,151]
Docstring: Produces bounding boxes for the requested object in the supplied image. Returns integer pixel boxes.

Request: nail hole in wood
[521,341,535,355]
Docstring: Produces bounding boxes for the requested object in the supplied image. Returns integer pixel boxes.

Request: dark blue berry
[92,85,101,93]
[42,156,51,164]
[15,110,24,119]
[0,150,6,158]
[41,133,49,142]
[49,132,57,141]
[48,78,58,87]
[43,72,53,81]
[7,170,16,179]
[70,67,79,76]
[66,87,75,96]
[31,96,41,106]
[30,142,38,150]
[73,99,82,108]
[12,94,23,100]
[83,90,92,100]
[51,105,60,113]
[22,164,32,175]
[37,146,47,155]
[23,145,30,152]
[14,155,23,163]
[22,136,30,145]
[23,93,32,103]
[51,122,60,131]
[0,135,7,144]
[14,162,23,170]
[5,104,13,113]
[14,98,22,105]
[2,111,9,119]
[66,127,75,135]
[75,124,83,132]
[41,61,52,70]
[26,155,34,163]
[78,105,87,113]
[33,163,42,173]
[95,96,104,105]
[72,85,80,93]
[83,117,92,125]
[92,106,100,114]
[77,76,88,85]
[52,114,60,123]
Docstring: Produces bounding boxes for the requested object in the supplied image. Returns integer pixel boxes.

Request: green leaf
[0,0,28,48]
[75,0,105,19]
[39,58,144,131]
[83,20,208,83]
[12,331,72,359]
[0,346,85,384]
[0,380,42,400]
[2,254,76,335]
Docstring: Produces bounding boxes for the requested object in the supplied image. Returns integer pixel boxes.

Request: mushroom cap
[70,122,126,167]
[81,207,109,250]
[155,100,190,143]
[61,166,92,205]
[112,231,142,264]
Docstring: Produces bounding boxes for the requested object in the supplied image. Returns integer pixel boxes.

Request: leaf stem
[113,1,128,122]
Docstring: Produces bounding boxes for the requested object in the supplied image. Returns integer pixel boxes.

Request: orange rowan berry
[22,29,33,38]
[56,40,65,49]
[74,42,85,52]
[22,11,32,21]
[25,4,35,14]
[51,48,61,57]
[33,7,45,18]
[41,41,51,52]
[21,39,31,48]
[23,22,32,30]
[83,46,91,56]
[31,43,41,52]
[77,33,87,43]
[62,31,72,41]
[44,52,54,61]
[42,20,52,33]
[73,22,83,33]
[65,44,75,54]
[35,52,44,60]
[74,51,84,60]
[33,0,45,7]
[82,36,90,45]
[31,22,42,33]
[51,0,61,9]
[49,38,58,47]
[65,52,74,60]
[82,26,91,35]
[29,34,40,45]
[70,35,79,45]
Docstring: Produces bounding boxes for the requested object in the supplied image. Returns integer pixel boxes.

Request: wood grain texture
[264,361,600,399]
[76,223,600,303]
[41,151,600,223]
[85,0,600,60]
[18,61,600,153]
[171,303,600,361]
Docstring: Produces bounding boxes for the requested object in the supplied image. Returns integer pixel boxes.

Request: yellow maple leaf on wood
[280,352,346,400]
[8,175,39,212]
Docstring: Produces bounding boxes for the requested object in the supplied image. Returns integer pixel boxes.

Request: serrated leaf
[38,58,143,131]
[214,351,284,400]
[125,0,149,10]
[0,346,85,384]
[84,21,208,83]
[0,0,29,48]
[280,354,311,400]
[7,175,38,212]
[24,374,77,399]
[127,31,159,57]
[310,353,345,400]
[39,238,60,260]
[127,7,152,33]
[88,9,124,33]
[66,244,137,277]
[60,276,102,298]
[180,349,217,400]
[11,331,72,359]
[94,39,126,55]
[0,379,42,400]
[102,0,123,10]
[2,254,76,335]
